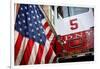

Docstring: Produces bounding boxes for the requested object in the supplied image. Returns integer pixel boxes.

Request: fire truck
[42,6,94,62]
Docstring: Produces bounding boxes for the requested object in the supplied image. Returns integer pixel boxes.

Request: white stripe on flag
[28,42,39,64]
[40,40,50,64]
[15,36,29,65]
[45,26,50,35]
[49,51,56,63]
[48,33,56,63]
[48,33,54,43]
[42,19,46,25]
[14,31,19,44]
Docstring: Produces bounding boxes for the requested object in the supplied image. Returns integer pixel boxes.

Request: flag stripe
[46,30,52,39]
[45,27,50,35]
[49,51,56,63]
[35,45,44,64]
[49,33,55,42]
[45,33,55,63]
[40,40,50,64]
[42,19,46,26]
[42,21,51,35]
[48,34,56,63]
[15,33,23,61]
[15,37,28,65]
[43,22,49,29]
[20,39,34,65]
[28,42,39,64]
[53,55,57,63]
[14,31,19,44]
[45,45,53,63]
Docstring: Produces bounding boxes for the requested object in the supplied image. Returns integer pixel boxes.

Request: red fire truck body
[55,28,94,57]
[51,6,94,59]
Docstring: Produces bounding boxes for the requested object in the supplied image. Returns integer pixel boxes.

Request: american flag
[14,4,56,65]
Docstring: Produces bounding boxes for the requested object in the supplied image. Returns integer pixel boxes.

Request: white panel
[55,9,94,35]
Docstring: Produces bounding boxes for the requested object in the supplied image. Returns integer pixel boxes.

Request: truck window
[57,6,89,19]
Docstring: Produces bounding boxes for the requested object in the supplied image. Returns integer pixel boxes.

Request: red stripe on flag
[46,30,52,39]
[53,56,57,63]
[20,39,34,65]
[43,22,49,29]
[15,33,23,62]
[45,36,56,63]
[35,45,44,64]
[45,45,53,63]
